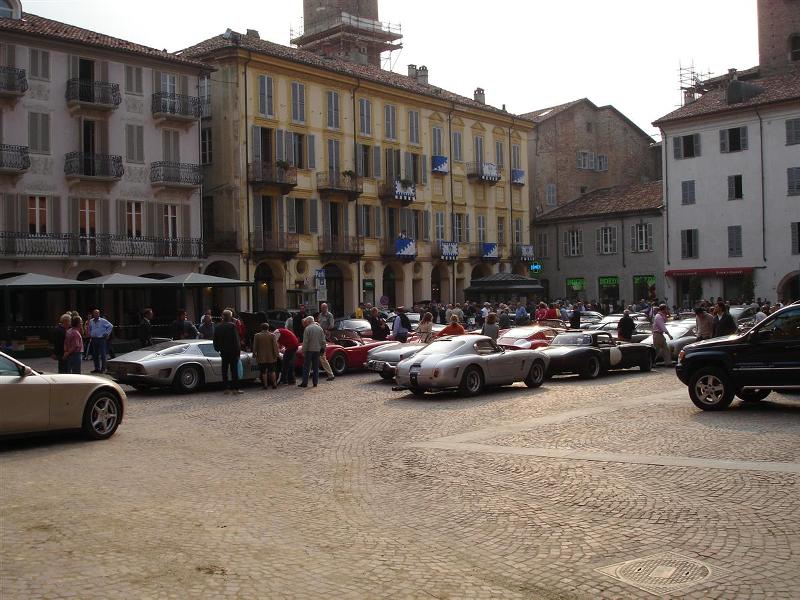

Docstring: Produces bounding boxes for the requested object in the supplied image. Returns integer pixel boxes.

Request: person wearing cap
[392,306,412,343]
[652,304,674,366]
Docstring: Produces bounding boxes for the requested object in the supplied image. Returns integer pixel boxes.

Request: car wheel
[736,389,771,402]
[639,352,653,372]
[379,372,394,381]
[81,390,122,440]
[579,356,601,379]
[525,360,545,388]
[174,365,203,393]
[331,353,347,376]
[688,368,735,411]
[459,366,484,396]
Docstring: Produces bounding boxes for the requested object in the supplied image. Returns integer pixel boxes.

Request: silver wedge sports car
[395,334,550,396]
[106,340,259,393]
[0,351,126,440]
[365,342,427,379]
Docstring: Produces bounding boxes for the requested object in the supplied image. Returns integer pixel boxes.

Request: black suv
[676,304,800,410]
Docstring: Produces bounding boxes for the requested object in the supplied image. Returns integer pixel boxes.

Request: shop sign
[633,275,656,286]
[598,276,619,286]
[363,279,375,291]
[530,261,542,274]
[566,277,585,291]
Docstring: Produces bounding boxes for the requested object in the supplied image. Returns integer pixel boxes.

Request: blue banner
[431,155,449,174]
[395,237,417,257]
[482,243,499,260]
[439,241,459,261]
[512,169,525,185]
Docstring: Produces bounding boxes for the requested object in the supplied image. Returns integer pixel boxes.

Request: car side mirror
[19,365,34,377]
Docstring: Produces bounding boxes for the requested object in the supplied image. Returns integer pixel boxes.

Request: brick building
[757,0,800,73]
[521,98,660,217]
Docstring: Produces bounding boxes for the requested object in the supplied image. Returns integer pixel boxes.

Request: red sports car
[293,335,394,376]
[497,325,562,350]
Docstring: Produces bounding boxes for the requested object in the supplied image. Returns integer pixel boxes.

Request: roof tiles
[536,180,663,223]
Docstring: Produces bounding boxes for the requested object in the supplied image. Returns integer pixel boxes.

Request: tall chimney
[416,65,429,85]
[474,87,485,104]
[407,64,418,79]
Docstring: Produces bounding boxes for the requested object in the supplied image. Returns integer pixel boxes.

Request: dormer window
[0,0,21,19]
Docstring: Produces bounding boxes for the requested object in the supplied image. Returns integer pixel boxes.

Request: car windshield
[499,327,542,340]
[414,339,465,356]
[551,333,593,346]
[729,306,752,320]
[338,319,371,330]
[665,322,694,337]
[147,341,185,353]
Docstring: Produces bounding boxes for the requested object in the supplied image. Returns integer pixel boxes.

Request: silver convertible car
[106,340,259,393]
[396,335,550,396]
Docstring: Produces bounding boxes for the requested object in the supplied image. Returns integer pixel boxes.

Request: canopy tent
[464,273,545,303]
[85,274,165,288]
[0,273,98,289]
[161,273,252,288]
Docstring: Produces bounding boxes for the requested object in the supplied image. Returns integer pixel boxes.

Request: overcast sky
[24,0,759,138]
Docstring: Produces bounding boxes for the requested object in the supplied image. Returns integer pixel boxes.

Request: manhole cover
[596,551,729,596]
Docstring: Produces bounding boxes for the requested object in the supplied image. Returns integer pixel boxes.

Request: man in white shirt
[652,304,674,366]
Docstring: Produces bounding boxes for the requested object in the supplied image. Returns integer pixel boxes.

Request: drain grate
[596,551,728,596]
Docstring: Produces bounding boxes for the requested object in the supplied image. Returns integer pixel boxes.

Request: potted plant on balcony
[341,169,357,179]
[276,159,291,171]
[399,178,414,189]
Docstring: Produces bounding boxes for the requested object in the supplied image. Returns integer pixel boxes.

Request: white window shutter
[740,126,748,150]
[259,76,266,115]
[693,133,701,156]
[611,226,617,253]
[596,228,602,255]
[646,223,653,251]
[673,137,682,160]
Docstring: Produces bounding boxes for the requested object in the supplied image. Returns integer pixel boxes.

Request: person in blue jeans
[299,316,325,388]
[87,309,113,373]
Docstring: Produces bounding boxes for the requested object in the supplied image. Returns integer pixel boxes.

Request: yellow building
[182,26,533,315]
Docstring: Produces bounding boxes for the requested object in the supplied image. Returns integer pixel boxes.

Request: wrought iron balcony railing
[319,234,364,256]
[205,231,241,253]
[0,66,28,95]
[151,92,201,120]
[316,172,363,199]
[249,232,300,255]
[64,152,124,180]
[248,162,298,192]
[150,162,201,187]
[65,79,122,108]
[378,180,416,204]
[466,161,502,183]
[0,232,203,259]
[0,145,31,172]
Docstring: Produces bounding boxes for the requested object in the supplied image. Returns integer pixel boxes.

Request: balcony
[205,231,241,253]
[381,237,417,262]
[467,161,501,184]
[431,155,449,175]
[378,180,416,204]
[318,234,363,260]
[469,242,502,262]
[249,232,300,257]
[65,79,121,113]
[511,169,526,186]
[64,152,124,182]
[0,145,31,175]
[0,232,204,260]
[512,244,535,262]
[150,162,202,189]
[433,241,459,261]
[316,172,363,201]
[248,161,298,194]
[0,67,28,103]
[151,92,201,124]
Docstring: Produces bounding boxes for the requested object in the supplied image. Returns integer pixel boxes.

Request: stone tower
[757,0,800,71]
[292,0,402,68]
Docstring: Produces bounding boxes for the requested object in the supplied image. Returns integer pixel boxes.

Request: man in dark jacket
[51,313,71,374]
[139,308,153,348]
[213,309,242,395]
[172,309,198,340]
[713,302,737,337]
[616,310,636,342]
[291,305,307,339]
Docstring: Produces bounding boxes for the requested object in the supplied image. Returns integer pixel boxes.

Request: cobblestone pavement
[1,361,799,599]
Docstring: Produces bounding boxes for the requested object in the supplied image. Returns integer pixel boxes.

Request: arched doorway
[777,271,799,304]
[324,264,345,315]
[431,263,452,304]
[254,262,275,313]
[204,261,239,314]
[382,265,397,309]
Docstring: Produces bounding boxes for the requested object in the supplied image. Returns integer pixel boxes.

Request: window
[453,213,468,243]
[125,124,144,163]
[0,0,13,18]
[162,129,180,162]
[576,150,596,170]
[126,201,143,237]
[357,205,372,237]
[289,198,306,234]
[259,75,274,117]
[545,183,556,206]
[728,174,743,200]
[727,225,743,257]
[720,126,748,153]
[792,222,800,255]
[201,128,212,165]
[476,215,486,243]
[789,167,800,196]
[512,144,521,170]
[0,355,20,376]
[28,196,47,234]
[596,154,608,171]
[27,112,50,154]
[787,118,800,145]
[596,226,617,255]
[163,204,178,239]
[474,135,484,163]
[356,143,372,177]
[514,218,522,244]
[434,211,444,242]
[673,133,701,159]
[791,34,800,62]
[452,131,463,161]
[79,199,96,254]
[384,104,397,139]
[537,232,549,259]
[291,82,305,123]
[681,180,696,204]
[495,140,504,168]
[28,49,49,80]
[327,91,340,129]
[359,98,371,135]
[432,126,443,156]
[287,132,307,168]
[680,228,699,259]
[563,229,583,257]
[125,65,143,94]
[408,110,420,145]
[631,223,654,253]
[497,217,505,245]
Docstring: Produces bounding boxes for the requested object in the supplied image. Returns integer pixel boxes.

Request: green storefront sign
[566,277,585,291]
[598,276,619,287]
[363,279,375,291]
[633,275,657,287]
